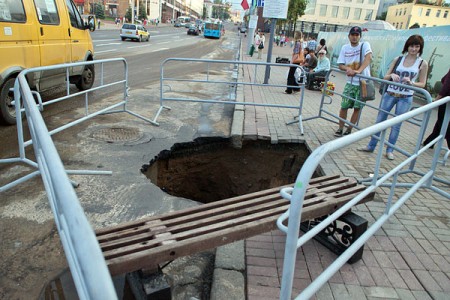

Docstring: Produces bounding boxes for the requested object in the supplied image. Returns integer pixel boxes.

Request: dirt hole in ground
[141,137,323,203]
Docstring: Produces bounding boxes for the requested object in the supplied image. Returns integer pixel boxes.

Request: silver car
[120,23,150,42]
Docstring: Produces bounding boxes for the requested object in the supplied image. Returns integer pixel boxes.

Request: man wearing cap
[306,49,330,90]
[334,26,373,137]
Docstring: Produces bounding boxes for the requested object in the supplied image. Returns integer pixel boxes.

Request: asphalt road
[0,24,233,158]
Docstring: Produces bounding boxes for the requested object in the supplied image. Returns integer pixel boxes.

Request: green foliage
[125,6,132,22]
[93,3,105,19]
[138,3,147,20]
[286,0,307,35]
[212,0,230,20]
[376,12,387,21]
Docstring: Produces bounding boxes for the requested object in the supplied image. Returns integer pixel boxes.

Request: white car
[120,23,150,42]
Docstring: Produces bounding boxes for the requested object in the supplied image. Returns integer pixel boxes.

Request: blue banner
[318,25,450,94]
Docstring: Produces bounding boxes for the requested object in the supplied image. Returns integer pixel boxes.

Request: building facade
[299,0,381,34]
[386,3,450,29]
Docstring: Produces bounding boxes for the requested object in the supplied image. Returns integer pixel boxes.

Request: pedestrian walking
[334,26,373,137]
[358,34,428,160]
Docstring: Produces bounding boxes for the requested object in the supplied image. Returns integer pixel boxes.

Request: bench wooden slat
[95,175,343,236]
[96,176,375,275]
[97,176,356,244]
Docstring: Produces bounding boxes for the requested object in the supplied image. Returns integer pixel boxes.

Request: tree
[138,3,147,20]
[286,0,307,36]
[93,3,105,19]
[376,12,387,21]
[409,23,420,29]
[125,6,132,22]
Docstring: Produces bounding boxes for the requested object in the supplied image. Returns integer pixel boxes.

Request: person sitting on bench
[306,49,330,90]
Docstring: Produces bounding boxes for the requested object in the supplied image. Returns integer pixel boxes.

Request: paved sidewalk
[236,37,450,299]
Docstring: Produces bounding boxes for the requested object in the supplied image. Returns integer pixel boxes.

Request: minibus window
[33,0,60,25]
[0,0,26,23]
[66,0,84,29]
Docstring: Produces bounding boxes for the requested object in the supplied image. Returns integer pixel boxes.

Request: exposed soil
[142,137,321,203]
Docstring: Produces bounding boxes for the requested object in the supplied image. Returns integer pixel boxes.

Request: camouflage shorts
[341,83,365,109]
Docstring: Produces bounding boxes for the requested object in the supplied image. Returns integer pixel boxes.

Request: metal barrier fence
[152,58,307,129]
[0,58,154,192]
[277,96,450,300]
[13,64,118,299]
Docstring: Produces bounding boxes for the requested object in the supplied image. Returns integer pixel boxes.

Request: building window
[354,8,361,20]
[436,10,441,17]
[426,9,430,16]
[357,0,363,3]
[332,6,339,18]
[342,7,350,19]
[400,22,403,28]
[444,11,448,18]
[423,24,426,27]
[417,8,422,16]
[365,10,373,21]
[404,8,407,15]
[368,0,375,4]
[320,4,327,16]
[395,9,398,16]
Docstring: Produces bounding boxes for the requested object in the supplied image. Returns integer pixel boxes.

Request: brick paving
[238,36,450,299]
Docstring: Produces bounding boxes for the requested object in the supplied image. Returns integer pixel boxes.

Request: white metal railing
[152,58,307,130]
[277,96,450,300]
[0,59,155,192]
[14,65,118,299]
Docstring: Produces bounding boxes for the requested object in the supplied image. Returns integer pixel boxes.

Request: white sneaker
[386,152,394,160]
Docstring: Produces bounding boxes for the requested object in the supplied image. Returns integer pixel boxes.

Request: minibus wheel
[0,77,18,125]
[76,64,95,90]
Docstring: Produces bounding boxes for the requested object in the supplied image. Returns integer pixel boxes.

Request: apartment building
[299,0,381,33]
[386,2,450,29]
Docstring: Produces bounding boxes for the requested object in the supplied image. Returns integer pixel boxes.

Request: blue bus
[203,22,223,39]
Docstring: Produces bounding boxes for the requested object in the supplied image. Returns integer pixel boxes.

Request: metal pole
[263,18,276,84]
[247,7,256,54]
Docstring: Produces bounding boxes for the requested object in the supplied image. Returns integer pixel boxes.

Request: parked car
[120,23,149,42]
[174,22,182,27]
[184,22,191,28]
[187,25,199,36]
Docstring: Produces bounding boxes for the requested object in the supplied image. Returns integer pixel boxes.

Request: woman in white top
[255,32,266,59]
[359,34,428,160]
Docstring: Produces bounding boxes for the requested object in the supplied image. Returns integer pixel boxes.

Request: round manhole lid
[92,127,142,143]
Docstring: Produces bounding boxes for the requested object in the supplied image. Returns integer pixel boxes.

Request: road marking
[93,39,122,42]
[96,43,122,46]
[158,41,172,44]
[95,49,117,54]
[127,44,151,49]
[150,48,169,52]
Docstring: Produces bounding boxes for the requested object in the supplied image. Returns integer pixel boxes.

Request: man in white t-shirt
[334,26,373,137]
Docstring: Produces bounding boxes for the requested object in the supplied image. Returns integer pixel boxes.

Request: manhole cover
[92,127,142,143]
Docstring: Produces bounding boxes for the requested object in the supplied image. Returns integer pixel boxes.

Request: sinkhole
[141,137,323,203]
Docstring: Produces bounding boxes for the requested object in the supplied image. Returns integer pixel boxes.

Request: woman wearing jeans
[358,35,428,160]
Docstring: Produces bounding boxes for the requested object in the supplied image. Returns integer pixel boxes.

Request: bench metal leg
[300,212,368,264]
[126,268,171,300]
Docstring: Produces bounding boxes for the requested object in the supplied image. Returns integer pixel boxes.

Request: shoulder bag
[359,42,376,102]
[379,56,401,95]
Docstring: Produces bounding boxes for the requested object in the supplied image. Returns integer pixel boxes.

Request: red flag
[241,0,249,10]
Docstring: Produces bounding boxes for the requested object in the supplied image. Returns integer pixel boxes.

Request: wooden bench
[96,175,375,276]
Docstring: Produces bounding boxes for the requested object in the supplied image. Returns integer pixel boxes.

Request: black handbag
[258,41,264,49]
[379,57,401,95]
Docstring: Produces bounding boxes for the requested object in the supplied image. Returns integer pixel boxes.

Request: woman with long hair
[358,34,429,160]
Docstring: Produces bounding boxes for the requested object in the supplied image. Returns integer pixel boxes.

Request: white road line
[93,39,121,42]
[150,48,169,52]
[95,49,117,54]
[127,44,151,49]
[158,41,172,44]
[96,43,122,46]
